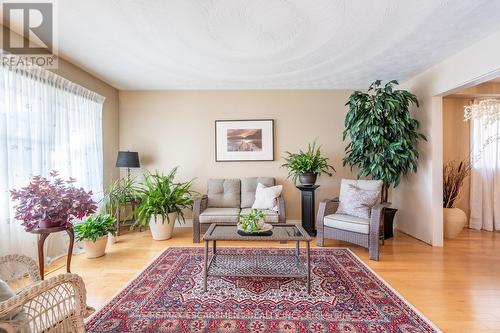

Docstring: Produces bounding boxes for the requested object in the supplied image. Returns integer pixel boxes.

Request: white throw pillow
[336,184,380,219]
[252,183,283,212]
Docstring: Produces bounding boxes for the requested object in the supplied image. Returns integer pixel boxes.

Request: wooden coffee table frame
[202,223,312,293]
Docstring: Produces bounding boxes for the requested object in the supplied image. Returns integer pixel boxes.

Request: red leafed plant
[10,171,97,231]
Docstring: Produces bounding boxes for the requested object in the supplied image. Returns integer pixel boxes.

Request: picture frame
[215,119,274,162]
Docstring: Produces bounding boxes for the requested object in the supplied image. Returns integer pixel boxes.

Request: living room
[1,1,500,332]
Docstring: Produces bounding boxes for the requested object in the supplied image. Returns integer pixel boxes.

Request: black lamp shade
[116,151,140,168]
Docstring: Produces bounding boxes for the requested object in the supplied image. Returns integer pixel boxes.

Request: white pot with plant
[73,214,117,259]
[134,167,195,241]
[443,159,471,239]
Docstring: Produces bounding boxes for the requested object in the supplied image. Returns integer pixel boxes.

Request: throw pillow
[336,184,380,219]
[0,279,30,333]
[252,183,283,211]
[0,279,17,321]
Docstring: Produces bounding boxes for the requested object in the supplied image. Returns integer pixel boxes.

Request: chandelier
[463,98,500,125]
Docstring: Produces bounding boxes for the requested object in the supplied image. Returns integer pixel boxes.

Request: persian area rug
[85,247,440,333]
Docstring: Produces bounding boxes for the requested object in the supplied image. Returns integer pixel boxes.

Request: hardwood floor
[47,227,500,333]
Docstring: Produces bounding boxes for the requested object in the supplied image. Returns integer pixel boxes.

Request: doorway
[442,78,500,238]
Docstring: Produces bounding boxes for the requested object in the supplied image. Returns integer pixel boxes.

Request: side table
[296,185,320,236]
[29,226,74,280]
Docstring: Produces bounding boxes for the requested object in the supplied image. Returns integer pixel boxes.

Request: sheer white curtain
[0,64,104,262]
[469,99,500,231]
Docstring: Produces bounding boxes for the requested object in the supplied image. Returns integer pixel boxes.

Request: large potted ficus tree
[343,80,426,238]
[134,168,196,240]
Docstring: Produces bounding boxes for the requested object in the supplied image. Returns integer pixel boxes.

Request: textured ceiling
[22,1,500,89]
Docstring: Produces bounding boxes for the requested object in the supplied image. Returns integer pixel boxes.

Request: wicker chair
[316,179,389,261]
[0,255,93,333]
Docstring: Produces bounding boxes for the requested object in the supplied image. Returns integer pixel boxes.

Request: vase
[83,236,107,259]
[149,213,176,240]
[299,173,318,186]
[443,207,467,239]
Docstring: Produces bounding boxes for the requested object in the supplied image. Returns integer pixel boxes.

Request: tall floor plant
[343,80,426,202]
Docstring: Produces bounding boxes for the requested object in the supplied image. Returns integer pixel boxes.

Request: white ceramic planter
[83,236,108,259]
[443,207,467,239]
[149,213,176,240]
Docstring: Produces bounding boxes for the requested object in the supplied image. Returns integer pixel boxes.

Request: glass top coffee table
[202,223,312,293]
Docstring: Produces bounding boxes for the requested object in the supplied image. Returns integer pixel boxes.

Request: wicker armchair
[0,255,93,333]
[316,179,389,261]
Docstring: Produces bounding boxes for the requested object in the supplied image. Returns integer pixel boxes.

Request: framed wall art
[215,119,274,161]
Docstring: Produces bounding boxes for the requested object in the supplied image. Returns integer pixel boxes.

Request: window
[0,64,104,260]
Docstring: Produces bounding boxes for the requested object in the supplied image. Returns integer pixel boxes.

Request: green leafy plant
[73,214,116,243]
[237,208,265,233]
[102,177,140,218]
[134,167,196,227]
[281,141,335,184]
[343,80,426,202]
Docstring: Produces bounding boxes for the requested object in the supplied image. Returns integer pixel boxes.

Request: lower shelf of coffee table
[207,253,307,278]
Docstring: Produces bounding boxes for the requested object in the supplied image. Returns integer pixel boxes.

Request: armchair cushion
[207,179,241,208]
[252,183,282,211]
[324,213,370,234]
[0,280,15,318]
[241,177,275,208]
[199,208,240,224]
[337,184,380,219]
[339,179,383,202]
[240,208,279,223]
[0,279,27,327]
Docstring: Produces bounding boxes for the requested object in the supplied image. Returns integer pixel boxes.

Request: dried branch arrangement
[443,159,471,208]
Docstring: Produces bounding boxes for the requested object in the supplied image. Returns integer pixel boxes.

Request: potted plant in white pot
[281,141,335,186]
[443,159,471,239]
[134,168,195,240]
[73,214,117,258]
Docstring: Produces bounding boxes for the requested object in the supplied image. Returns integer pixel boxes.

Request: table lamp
[116,151,140,179]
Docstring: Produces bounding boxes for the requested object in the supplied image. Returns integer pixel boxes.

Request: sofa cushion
[241,177,275,208]
[240,208,279,223]
[252,183,282,211]
[199,208,240,224]
[324,213,370,234]
[207,179,241,208]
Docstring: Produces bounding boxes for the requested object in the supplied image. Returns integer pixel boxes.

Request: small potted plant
[74,214,117,258]
[282,141,335,186]
[10,171,97,231]
[134,168,195,240]
[102,176,140,238]
[237,208,266,234]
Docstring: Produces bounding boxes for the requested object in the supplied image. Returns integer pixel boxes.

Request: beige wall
[399,29,500,246]
[1,25,120,188]
[119,90,357,220]
[442,97,470,214]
